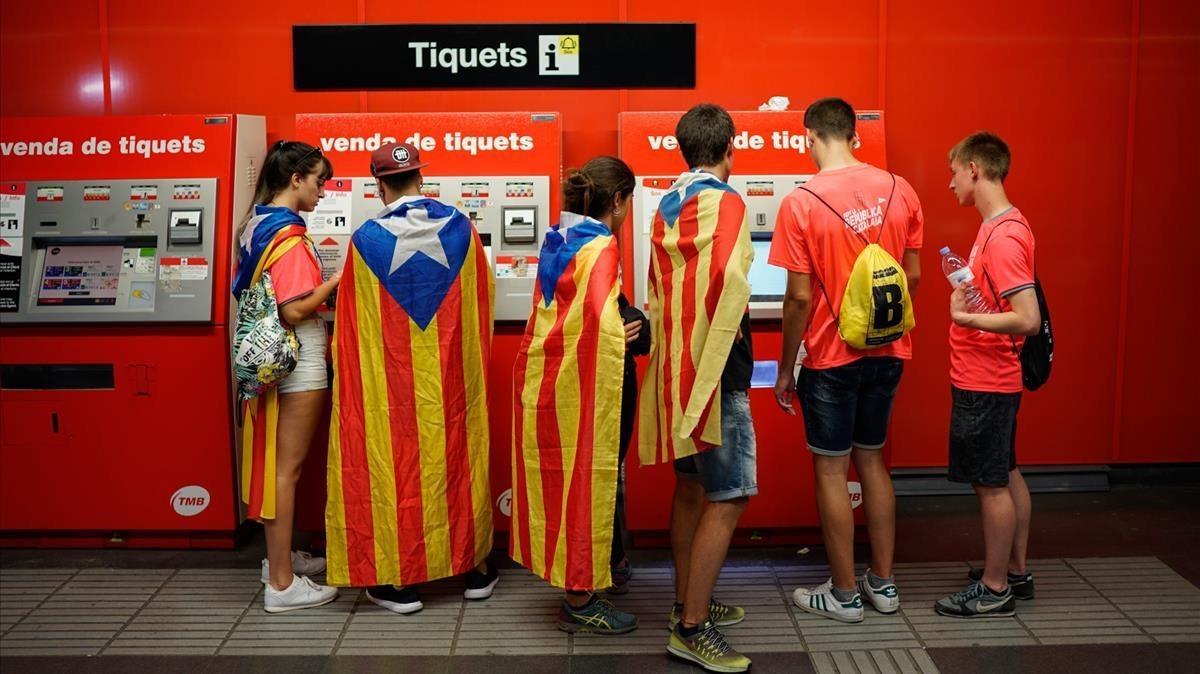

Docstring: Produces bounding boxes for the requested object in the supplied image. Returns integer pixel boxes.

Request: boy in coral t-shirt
[935,132,1042,619]
[769,98,923,624]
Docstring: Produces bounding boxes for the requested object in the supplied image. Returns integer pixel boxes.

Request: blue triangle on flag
[353,199,470,330]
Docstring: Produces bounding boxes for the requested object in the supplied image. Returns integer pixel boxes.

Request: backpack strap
[795,173,900,322]
[977,217,1032,356]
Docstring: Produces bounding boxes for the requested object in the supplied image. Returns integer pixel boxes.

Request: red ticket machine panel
[0,114,265,546]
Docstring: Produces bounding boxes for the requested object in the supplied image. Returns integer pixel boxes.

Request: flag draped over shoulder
[326,196,494,588]
[509,213,625,591]
[638,171,753,466]
[234,204,310,521]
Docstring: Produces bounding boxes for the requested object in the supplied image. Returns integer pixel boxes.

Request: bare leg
[264,389,325,590]
[680,498,749,626]
[976,485,1017,592]
[564,590,592,608]
[813,454,855,589]
[852,449,895,578]
[670,477,706,603]
[1007,469,1031,575]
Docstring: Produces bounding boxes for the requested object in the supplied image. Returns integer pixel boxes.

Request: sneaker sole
[557,619,639,635]
[792,597,864,624]
[667,643,750,673]
[264,592,338,614]
[604,583,630,596]
[463,576,499,600]
[367,594,424,615]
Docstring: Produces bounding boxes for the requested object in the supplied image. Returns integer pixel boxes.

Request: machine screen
[37,244,124,306]
[748,235,785,302]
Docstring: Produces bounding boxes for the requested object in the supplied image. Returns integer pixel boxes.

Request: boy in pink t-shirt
[935,132,1042,619]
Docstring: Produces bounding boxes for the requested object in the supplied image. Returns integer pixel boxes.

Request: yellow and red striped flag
[509,213,625,591]
[326,196,494,588]
[638,171,753,465]
[234,205,310,522]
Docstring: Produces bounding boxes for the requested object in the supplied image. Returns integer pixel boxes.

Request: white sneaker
[261,551,327,584]
[856,569,900,614]
[793,579,864,623]
[264,574,338,613]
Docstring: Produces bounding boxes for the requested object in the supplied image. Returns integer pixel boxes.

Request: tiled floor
[2,556,1196,662]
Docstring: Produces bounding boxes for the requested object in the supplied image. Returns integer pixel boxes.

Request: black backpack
[980,219,1053,391]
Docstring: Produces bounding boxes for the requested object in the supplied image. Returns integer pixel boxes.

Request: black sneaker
[366,585,422,614]
[935,581,1015,618]
[605,558,633,596]
[968,567,1035,600]
[464,563,499,600]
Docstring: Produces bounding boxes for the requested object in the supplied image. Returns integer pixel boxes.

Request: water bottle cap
[939,246,951,255]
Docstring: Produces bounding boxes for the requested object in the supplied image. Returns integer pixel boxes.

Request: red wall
[3,1,1197,466]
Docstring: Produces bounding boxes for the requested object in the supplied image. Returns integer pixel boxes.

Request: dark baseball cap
[370,142,428,177]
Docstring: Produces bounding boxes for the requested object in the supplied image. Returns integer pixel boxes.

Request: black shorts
[948,386,1021,487]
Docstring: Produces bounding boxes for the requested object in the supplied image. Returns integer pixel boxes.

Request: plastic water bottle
[940,247,992,314]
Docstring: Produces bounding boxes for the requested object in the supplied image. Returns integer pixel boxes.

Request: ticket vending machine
[0,115,265,547]
[291,112,562,534]
[619,111,888,540]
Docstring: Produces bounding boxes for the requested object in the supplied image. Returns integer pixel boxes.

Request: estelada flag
[326,196,494,588]
[509,213,625,591]
[638,171,753,465]
[233,204,311,521]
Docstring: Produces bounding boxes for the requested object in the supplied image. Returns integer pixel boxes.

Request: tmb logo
[171,485,211,517]
[847,481,863,510]
[497,488,513,517]
[538,35,580,76]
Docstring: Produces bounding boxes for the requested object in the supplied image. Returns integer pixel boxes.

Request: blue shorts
[674,390,758,502]
[798,357,905,456]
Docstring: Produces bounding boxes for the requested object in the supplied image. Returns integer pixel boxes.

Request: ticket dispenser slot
[501,206,537,245]
[168,209,203,246]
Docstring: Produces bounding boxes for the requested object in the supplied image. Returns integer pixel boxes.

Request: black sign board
[293,23,695,90]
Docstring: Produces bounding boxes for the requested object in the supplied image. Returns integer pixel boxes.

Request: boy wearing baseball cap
[325,142,499,614]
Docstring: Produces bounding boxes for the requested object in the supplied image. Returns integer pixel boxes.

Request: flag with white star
[326,196,495,588]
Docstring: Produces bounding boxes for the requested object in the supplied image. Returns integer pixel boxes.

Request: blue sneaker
[558,595,639,634]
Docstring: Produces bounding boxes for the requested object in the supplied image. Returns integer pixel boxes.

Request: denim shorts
[948,386,1021,487]
[674,390,758,502]
[797,357,905,456]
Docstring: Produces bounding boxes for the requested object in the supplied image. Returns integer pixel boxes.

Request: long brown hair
[238,140,333,235]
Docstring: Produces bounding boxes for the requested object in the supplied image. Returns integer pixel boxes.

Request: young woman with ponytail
[232,140,341,613]
[510,156,648,634]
